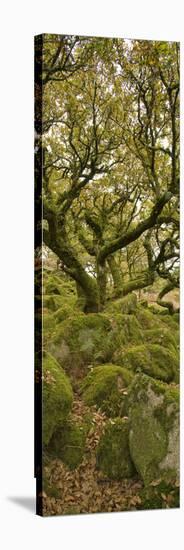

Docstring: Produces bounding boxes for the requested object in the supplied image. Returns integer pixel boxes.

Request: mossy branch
[98,192,172,262]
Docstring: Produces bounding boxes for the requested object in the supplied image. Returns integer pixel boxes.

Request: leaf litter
[42,396,143,516]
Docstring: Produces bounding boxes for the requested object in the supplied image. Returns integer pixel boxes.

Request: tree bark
[108,255,124,296]
[43,228,100,313]
[157,282,179,315]
[112,270,155,298]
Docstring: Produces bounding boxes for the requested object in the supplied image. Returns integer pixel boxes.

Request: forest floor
[42,396,144,516]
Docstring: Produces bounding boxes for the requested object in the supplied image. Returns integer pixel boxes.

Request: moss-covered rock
[96,419,136,479]
[138,482,179,510]
[42,352,73,446]
[53,305,74,324]
[143,328,178,353]
[43,272,77,315]
[135,307,164,330]
[116,344,178,383]
[47,421,87,469]
[109,314,143,348]
[81,364,134,416]
[48,313,112,375]
[43,313,57,344]
[158,313,179,330]
[43,294,66,312]
[43,272,76,297]
[128,373,179,485]
[105,293,137,315]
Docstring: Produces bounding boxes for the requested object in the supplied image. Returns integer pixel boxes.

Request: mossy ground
[41,275,180,512]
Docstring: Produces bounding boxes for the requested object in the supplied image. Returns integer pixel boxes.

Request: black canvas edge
[34,34,44,516]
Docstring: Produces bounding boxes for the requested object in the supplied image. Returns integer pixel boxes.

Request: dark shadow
[7,496,36,514]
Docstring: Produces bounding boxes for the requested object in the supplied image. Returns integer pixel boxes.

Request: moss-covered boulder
[81,364,134,416]
[143,328,178,353]
[128,373,179,485]
[53,305,74,324]
[116,344,178,383]
[43,272,76,298]
[158,312,179,330]
[47,421,87,469]
[158,314,180,346]
[96,419,136,479]
[43,294,66,312]
[43,272,77,315]
[105,293,137,315]
[43,313,57,344]
[135,307,164,330]
[109,314,143,348]
[48,313,112,376]
[42,352,73,446]
[137,481,179,510]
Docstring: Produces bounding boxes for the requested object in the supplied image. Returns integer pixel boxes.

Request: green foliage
[42,35,179,312]
[42,352,73,446]
[96,419,136,479]
[81,364,134,416]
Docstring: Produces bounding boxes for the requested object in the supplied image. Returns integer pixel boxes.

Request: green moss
[117,344,178,383]
[42,313,57,344]
[43,474,61,499]
[158,313,179,330]
[81,364,134,416]
[43,273,77,314]
[105,293,137,315]
[143,328,178,353]
[54,305,74,324]
[48,421,87,469]
[43,272,76,296]
[43,294,66,312]
[129,403,168,484]
[128,373,180,485]
[42,352,73,446]
[45,281,61,295]
[173,312,180,323]
[109,314,143,346]
[135,307,165,330]
[49,313,112,374]
[96,419,136,479]
[138,482,179,510]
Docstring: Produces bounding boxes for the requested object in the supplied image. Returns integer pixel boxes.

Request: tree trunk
[44,229,100,313]
[108,255,123,296]
[96,260,107,306]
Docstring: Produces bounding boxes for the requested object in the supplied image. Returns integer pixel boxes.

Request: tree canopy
[35,35,179,313]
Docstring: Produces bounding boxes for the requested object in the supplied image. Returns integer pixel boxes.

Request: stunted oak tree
[35,35,179,313]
